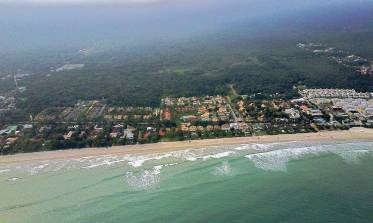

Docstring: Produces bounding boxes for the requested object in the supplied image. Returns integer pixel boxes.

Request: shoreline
[1,127,373,165]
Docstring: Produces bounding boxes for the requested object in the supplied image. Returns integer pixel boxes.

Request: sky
[0,0,359,6]
[0,0,372,55]
[0,0,180,6]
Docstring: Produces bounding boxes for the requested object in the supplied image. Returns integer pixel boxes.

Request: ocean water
[0,140,372,223]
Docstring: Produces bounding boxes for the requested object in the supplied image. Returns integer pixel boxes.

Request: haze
[1,0,369,53]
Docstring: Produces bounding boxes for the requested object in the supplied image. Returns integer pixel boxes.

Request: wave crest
[213,161,232,176]
[125,168,160,190]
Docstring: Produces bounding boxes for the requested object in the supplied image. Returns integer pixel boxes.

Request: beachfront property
[161,95,244,134]
[2,88,373,152]
[234,98,314,134]
[310,97,373,126]
[0,125,18,136]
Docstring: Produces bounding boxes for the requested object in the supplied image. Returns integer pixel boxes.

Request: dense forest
[8,31,373,116]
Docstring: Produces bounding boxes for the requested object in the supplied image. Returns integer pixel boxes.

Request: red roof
[300,105,309,111]
[159,129,167,137]
[163,109,171,120]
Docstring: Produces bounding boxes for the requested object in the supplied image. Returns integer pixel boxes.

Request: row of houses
[162,95,235,124]
[62,124,136,142]
[300,89,371,99]
[179,122,249,133]
[5,89,373,149]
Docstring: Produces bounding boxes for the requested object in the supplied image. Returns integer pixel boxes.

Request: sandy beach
[1,127,373,165]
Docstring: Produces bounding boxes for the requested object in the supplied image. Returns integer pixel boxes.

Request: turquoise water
[0,141,372,223]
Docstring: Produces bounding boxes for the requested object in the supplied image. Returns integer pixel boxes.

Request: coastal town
[1,88,373,153]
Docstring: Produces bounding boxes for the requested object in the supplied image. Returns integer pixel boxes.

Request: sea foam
[1,141,372,176]
[202,151,236,161]
[125,166,161,190]
[332,149,371,165]
[246,146,328,172]
[245,142,373,172]
[0,169,10,174]
[214,161,233,176]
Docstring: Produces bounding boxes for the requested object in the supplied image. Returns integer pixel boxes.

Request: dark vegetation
[5,31,372,120]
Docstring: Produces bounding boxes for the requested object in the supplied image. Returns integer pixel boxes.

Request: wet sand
[1,127,373,165]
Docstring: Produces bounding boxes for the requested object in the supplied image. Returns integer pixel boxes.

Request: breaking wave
[213,161,232,176]
[125,169,161,190]
[245,146,324,172]
[0,169,10,175]
[245,142,373,172]
[1,141,372,177]
[331,149,371,165]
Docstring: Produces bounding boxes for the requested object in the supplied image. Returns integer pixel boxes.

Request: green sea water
[0,141,372,223]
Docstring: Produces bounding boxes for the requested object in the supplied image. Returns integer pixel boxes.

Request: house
[221,124,231,131]
[113,124,124,132]
[206,125,214,131]
[182,115,197,122]
[0,126,18,136]
[162,97,175,106]
[213,125,221,130]
[147,127,156,132]
[114,115,123,120]
[23,124,33,130]
[180,123,190,132]
[197,126,204,131]
[110,132,119,138]
[64,131,74,140]
[203,96,214,105]
[159,129,167,137]
[311,109,323,117]
[104,115,113,120]
[219,115,229,121]
[123,129,134,140]
[313,117,326,125]
[93,125,103,134]
[218,107,227,114]
[163,109,172,121]
[200,112,210,121]
[238,100,245,112]
[300,105,309,112]
[189,126,197,132]
[238,122,249,131]
[6,137,18,145]
[285,108,301,119]
[127,125,136,131]
[212,117,220,122]
[229,123,240,130]
[198,107,207,114]
[68,125,79,130]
